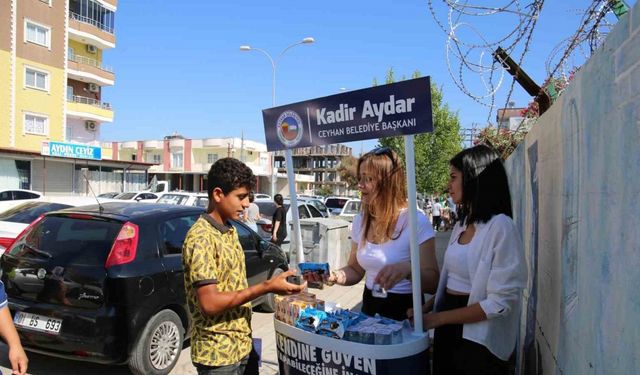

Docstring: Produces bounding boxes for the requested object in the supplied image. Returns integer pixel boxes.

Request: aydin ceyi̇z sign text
[262,77,433,151]
[41,141,102,161]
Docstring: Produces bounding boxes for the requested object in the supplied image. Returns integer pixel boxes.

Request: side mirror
[135,197,142,202]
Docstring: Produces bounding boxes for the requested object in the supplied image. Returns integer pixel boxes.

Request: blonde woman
[324,147,439,320]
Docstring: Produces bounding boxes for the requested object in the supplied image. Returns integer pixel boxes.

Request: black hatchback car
[0,202,288,374]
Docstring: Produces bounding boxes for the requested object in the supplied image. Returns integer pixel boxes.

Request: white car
[113,192,159,203]
[156,192,209,208]
[0,196,115,255]
[254,200,324,244]
[337,199,361,222]
[0,189,43,213]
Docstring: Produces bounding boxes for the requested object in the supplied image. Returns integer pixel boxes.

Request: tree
[337,155,358,190]
[377,69,462,195]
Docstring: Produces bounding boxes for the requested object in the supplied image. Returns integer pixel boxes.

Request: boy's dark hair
[274,194,283,205]
[449,144,512,225]
[207,158,256,199]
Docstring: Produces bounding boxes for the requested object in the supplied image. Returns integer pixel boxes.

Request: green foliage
[377,69,462,195]
[337,155,359,190]
[315,185,333,197]
[474,126,526,160]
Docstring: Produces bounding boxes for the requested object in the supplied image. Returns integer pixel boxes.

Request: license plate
[14,312,62,334]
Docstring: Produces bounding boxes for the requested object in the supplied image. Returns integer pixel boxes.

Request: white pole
[404,134,423,333]
[285,149,304,263]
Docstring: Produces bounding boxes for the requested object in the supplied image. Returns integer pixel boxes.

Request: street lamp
[240,37,315,262]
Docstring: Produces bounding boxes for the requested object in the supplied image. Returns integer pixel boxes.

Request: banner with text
[262,77,433,151]
[275,332,428,375]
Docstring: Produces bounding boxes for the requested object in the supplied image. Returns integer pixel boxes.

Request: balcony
[69,12,116,50]
[66,95,114,122]
[67,54,115,86]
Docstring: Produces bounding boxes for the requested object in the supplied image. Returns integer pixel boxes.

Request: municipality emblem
[276,110,304,147]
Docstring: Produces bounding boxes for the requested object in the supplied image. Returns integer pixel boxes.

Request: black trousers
[361,286,418,321]
[433,293,511,375]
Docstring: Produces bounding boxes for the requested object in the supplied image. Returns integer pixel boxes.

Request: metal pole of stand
[404,135,423,333]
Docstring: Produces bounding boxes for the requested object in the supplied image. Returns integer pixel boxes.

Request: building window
[25,20,50,48]
[207,153,218,164]
[24,113,48,135]
[172,153,183,168]
[152,154,161,163]
[25,67,49,91]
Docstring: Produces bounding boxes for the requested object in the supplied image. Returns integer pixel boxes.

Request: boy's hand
[8,344,28,375]
[266,269,306,295]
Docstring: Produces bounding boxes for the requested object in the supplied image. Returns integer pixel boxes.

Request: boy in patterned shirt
[183,158,305,375]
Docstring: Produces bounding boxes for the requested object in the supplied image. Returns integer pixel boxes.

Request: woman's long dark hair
[450,144,512,225]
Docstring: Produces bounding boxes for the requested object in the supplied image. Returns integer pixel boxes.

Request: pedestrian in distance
[409,144,527,375]
[242,192,261,232]
[0,280,28,375]
[182,158,306,375]
[271,193,287,246]
[310,147,440,322]
[432,198,442,232]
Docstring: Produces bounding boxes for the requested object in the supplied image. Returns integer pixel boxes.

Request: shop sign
[41,141,102,161]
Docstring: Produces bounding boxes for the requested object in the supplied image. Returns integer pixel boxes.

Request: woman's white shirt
[434,214,527,360]
[444,240,472,294]
[352,209,434,294]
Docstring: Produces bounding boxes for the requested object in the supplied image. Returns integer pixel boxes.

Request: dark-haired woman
[415,144,527,375]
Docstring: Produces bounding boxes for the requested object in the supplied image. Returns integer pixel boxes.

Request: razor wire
[428,0,545,117]
[428,0,624,124]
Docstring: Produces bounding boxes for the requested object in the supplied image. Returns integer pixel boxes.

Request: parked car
[297,198,330,218]
[254,200,324,244]
[113,192,159,202]
[324,196,351,216]
[0,189,43,213]
[337,199,361,222]
[156,192,208,208]
[0,202,288,374]
[254,193,271,200]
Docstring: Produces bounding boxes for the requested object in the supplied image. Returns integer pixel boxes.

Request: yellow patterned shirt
[182,214,252,366]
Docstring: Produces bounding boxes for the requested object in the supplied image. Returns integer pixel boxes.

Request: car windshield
[194,197,209,208]
[157,194,190,205]
[325,198,349,209]
[115,193,136,200]
[256,201,277,218]
[342,201,361,215]
[9,216,122,265]
[0,202,72,224]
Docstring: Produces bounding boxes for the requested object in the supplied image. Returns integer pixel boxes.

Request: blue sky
[102,1,634,153]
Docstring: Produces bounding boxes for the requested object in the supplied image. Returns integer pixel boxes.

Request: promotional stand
[262,77,434,374]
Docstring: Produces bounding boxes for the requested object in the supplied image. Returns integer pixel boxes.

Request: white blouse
[434,214,527,360]
[352,209,434,294]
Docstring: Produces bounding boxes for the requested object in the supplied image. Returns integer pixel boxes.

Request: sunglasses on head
[369,147,397,169]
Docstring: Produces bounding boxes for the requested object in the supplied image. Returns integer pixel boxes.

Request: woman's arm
[422,303,487,330]
[329,241,365,286]
[418,238,439,294]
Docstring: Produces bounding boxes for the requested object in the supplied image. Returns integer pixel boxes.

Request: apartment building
[0,0,152,195]
[103,134,312,195]
[274,143,353,196]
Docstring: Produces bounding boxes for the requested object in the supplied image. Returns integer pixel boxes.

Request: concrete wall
[506,4,640,375]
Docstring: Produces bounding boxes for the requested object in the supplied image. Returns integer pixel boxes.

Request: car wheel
[128,309,184,375]
[261,267,285,313]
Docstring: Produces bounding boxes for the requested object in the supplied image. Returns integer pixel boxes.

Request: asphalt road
[0,229,452,375]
